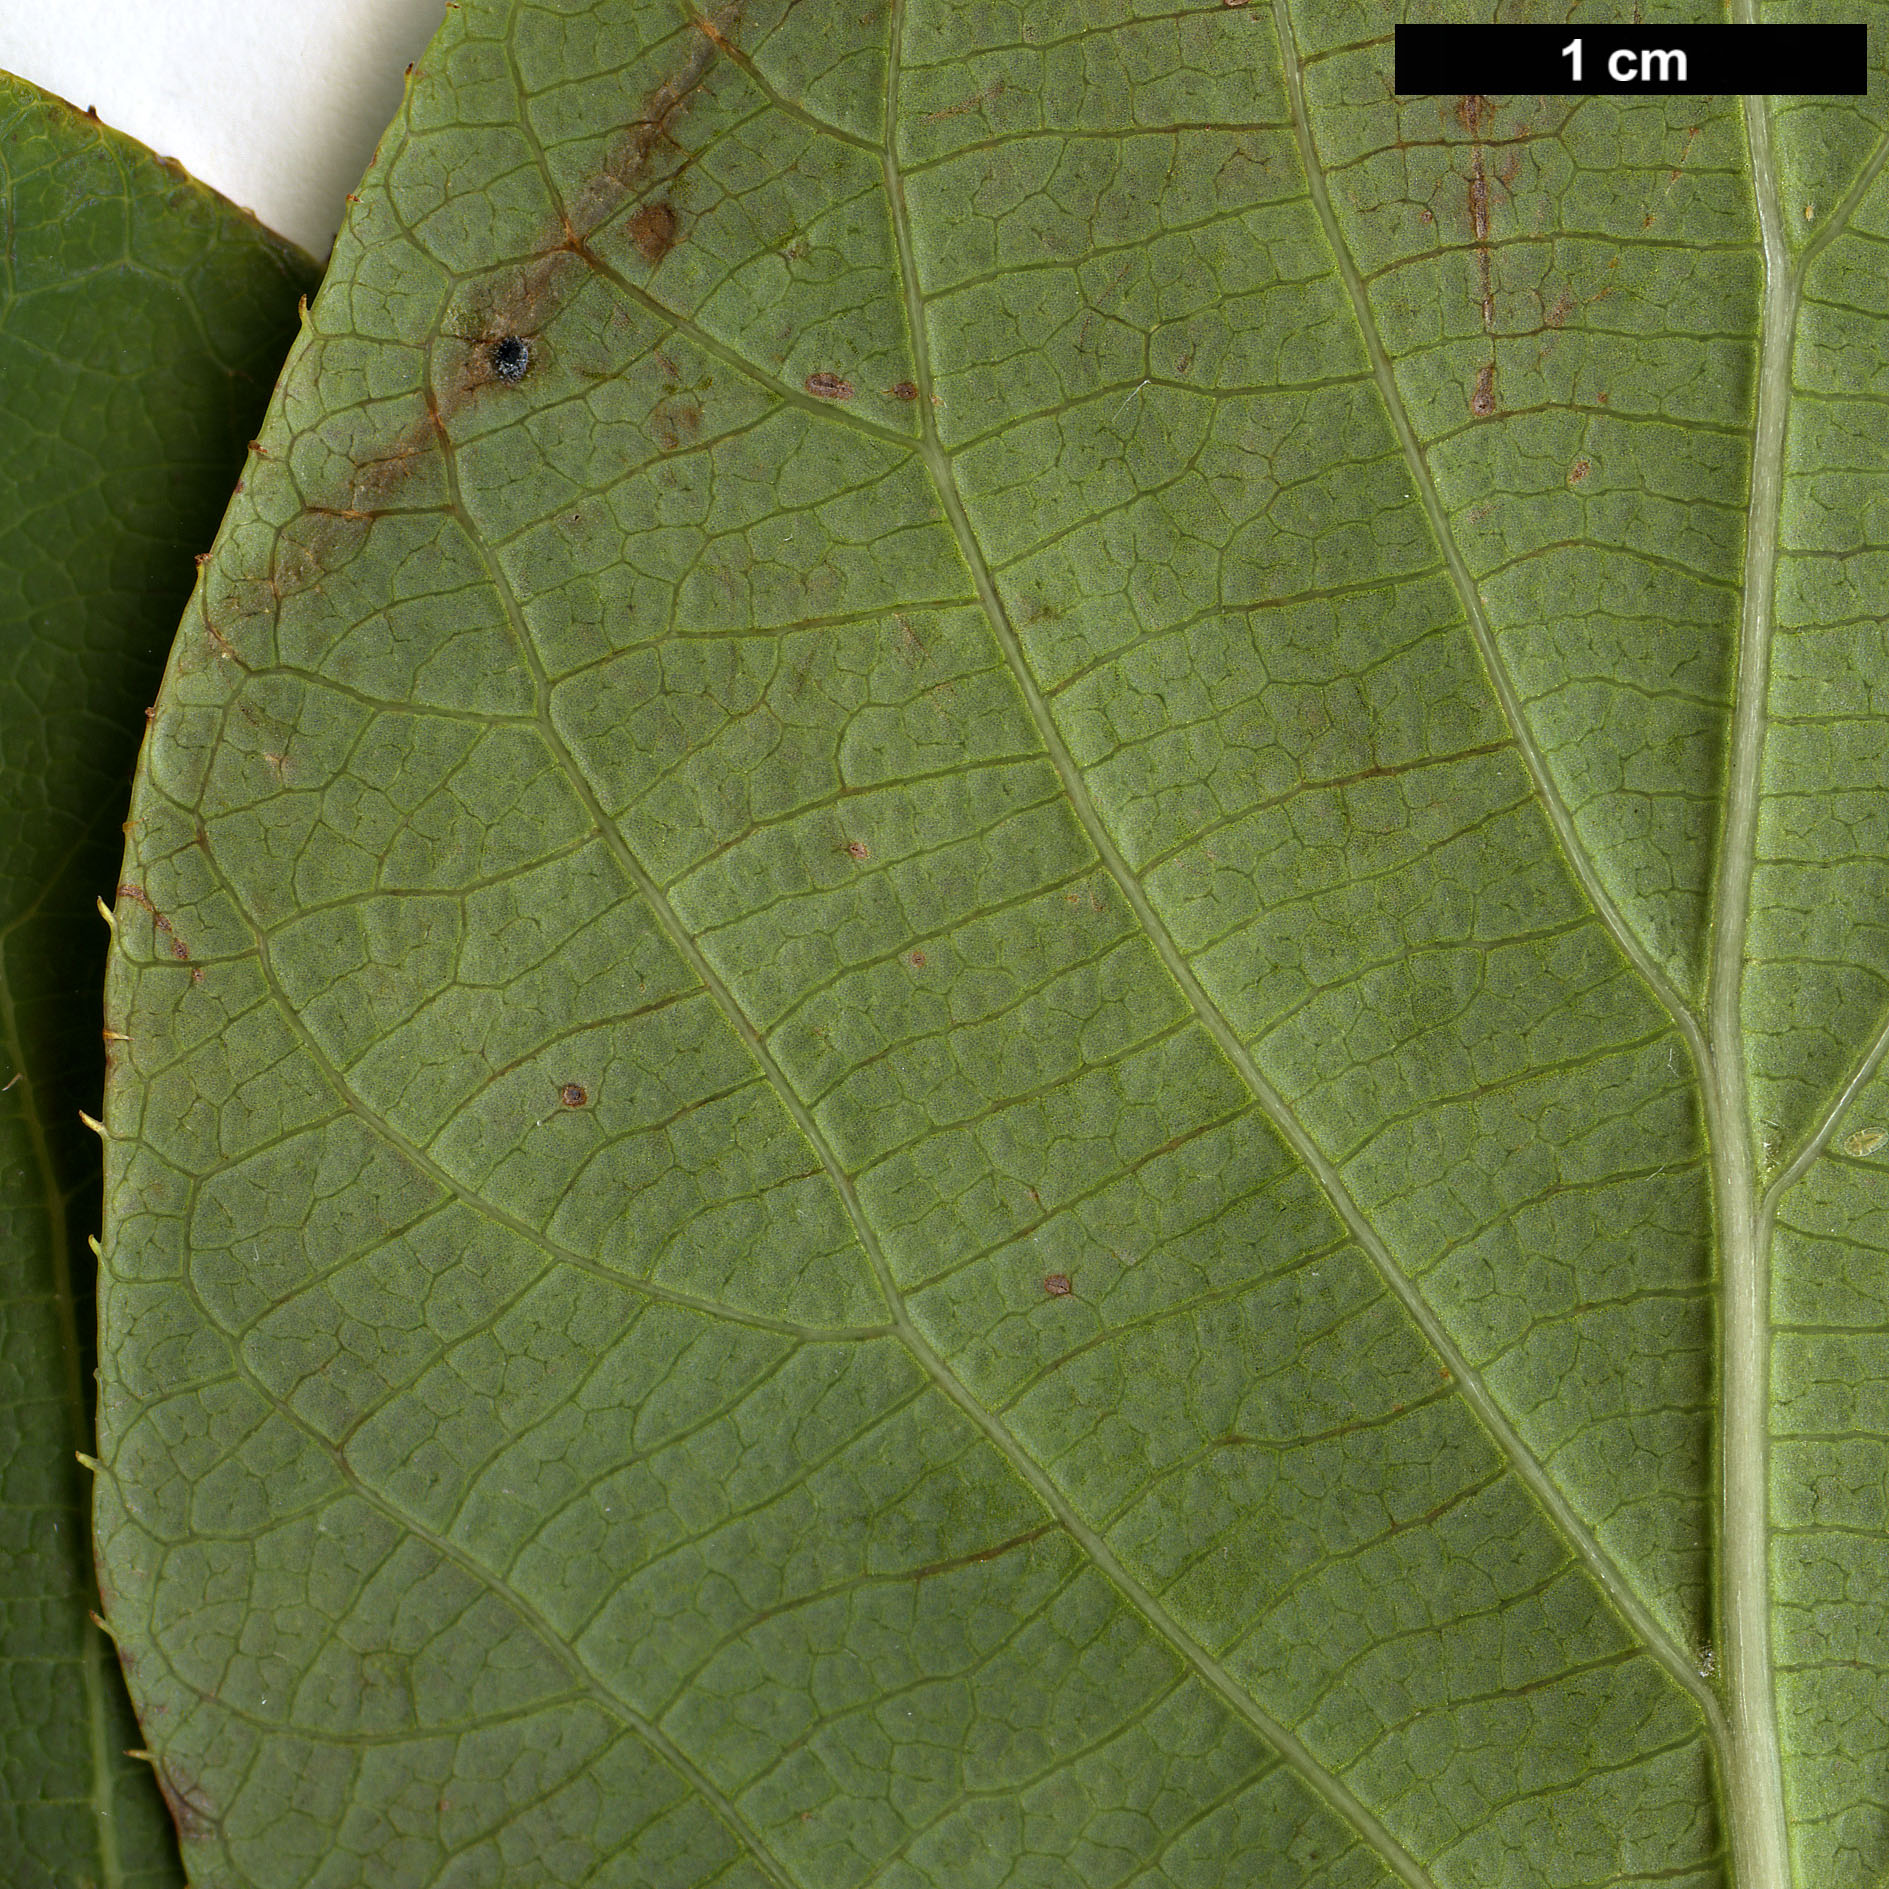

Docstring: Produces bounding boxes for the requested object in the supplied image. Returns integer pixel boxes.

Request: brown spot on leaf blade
[151,1758,217,1842]
[598,8,736,196]
[806,371,854,401]
[651,395,703,450]
[116,883,192,963]
[904,1523,1056,1585]
[629,201,679,263]
[1471,361,1497,418]
[924,79,1006,123]
[1456,95,1496,332]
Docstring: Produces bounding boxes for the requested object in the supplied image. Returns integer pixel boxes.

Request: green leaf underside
[0,72,319,1889]
[94,4,1889,1886]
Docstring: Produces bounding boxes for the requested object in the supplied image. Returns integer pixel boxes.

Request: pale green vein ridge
[1268,5,1707,1065]
[416,243,1433,1882]
[1709,74,1798,1889]
[883,0,1727,1765]
[1267,1,1734,1744]
[1765,1013,1889,1213]
[0,935,127,1889]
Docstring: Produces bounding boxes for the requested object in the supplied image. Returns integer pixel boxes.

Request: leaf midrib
[1707,76,1795,1889]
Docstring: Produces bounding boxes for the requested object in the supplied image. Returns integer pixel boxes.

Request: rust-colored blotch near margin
[196,9,743,638]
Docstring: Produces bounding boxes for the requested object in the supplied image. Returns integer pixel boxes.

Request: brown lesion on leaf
[115,883,196,976]
[199,615,244,667]
[344,432,441,513]
[903,1522,1055,1585]
[442,251,583,404]
[188,9,746,652]
[145,1756,218,1843]
[1645,123,1704,230]
[271,265,568,598]
[924,77,1006,122]
[651,393,704,450]
[628,200,679,264]
[1586,256,1621,310]
[889,612,931,668]
[582,6,738,219]
[1457,94,1496,334]
[1567,456,1592,486]
[1470,358,1497,419]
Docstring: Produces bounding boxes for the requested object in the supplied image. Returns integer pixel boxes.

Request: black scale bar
[1394,24,1867,96]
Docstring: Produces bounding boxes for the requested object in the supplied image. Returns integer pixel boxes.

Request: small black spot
[491,336,531,383]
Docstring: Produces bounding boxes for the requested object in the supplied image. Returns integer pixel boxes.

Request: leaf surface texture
[97,5,1889,1886]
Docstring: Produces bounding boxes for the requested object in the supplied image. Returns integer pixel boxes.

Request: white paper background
[0,0,449,255]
